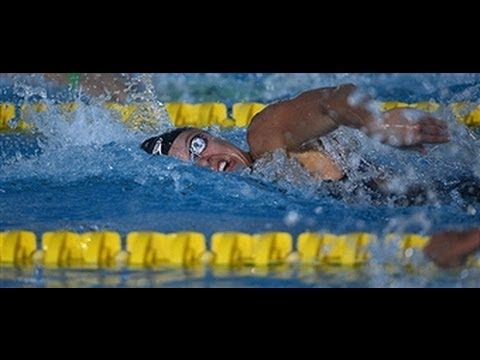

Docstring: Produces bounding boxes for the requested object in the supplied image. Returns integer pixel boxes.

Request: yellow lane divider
[232,102,266,127]
[40,231,121,268]
[297,232,373,266]
[0,230,36,266]
[385,233,430,265]
[1,101,479,132]
[210,232,293,266]
[126,231,207,267]
[380,101,441,112]
[0,229,452,269]
[165,103,234,128]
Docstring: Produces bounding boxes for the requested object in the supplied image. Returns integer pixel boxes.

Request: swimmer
[141,84,449,180]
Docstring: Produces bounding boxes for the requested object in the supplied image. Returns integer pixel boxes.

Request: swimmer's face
[168,129,253,172]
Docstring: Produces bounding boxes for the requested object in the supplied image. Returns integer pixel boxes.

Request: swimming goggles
[189,134,208,161]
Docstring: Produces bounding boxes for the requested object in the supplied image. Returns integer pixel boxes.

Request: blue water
[1,73,480,287]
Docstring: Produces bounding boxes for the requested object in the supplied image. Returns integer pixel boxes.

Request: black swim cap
[141,127,192,155]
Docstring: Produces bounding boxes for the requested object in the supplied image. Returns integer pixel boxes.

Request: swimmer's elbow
[338,83,357,92]
[333,83,360,99]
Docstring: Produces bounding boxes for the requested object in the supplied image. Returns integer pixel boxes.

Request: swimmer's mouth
[218,160,230,172]
[218,159,242,172]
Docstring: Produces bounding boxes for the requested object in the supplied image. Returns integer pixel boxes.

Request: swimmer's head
[141,127,253,172]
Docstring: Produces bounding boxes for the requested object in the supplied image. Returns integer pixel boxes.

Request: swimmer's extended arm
[247,84,449,158]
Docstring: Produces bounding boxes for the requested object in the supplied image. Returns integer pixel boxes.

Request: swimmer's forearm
[315,83,379,130]
[315,85,450,150]
[247,84,378,157]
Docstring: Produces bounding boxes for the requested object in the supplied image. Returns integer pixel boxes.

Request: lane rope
[0,229,457,269]
[1,101,479,131]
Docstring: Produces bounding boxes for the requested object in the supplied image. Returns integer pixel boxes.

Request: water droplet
[467,205,477,216]
[284,211,300,227]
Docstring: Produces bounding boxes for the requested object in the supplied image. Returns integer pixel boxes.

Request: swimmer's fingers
[418,116,449,131]
[401,126,448,148]
[418,132,450,144]
[417,116,449,140]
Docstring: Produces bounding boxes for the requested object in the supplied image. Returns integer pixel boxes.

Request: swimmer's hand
[424,228,480,268]
[364,108,450,154]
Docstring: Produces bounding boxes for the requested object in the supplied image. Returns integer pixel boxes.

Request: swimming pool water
[1,73,480,287]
